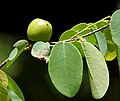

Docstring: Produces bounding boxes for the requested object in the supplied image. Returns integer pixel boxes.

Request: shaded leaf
[48,41,83,98]
[116,46,120,74]
[82,41,109,99]
[71,41,84,57]
[31,41,50,63]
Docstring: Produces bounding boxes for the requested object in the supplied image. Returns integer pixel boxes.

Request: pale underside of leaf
[82,42,109,99]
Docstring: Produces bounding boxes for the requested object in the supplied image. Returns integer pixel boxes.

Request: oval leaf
[7,87,22,101]
[59,30,77,41]
[96,21,117,61]
[13,39,28,49]
[70,23,88,32]
[7,74,25,101]
[6,39,29,68]
[31,41,50,63]
[95,31,107,56]
[82,42,109,99]
[116,46,120,74]
[0,70,8,87]
[110,9,120,46]
[48,41,83,98]
[105,40,117,61]
[8,48,18,61]
[0,81,10,101]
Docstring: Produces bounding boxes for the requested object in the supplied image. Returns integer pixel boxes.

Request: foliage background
[0,0,120,101]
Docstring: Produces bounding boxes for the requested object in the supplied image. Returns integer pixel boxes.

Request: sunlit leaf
[31,41,50,63]
[105,40,117,61]
[82,41,109,99]
[48,41,83,98]
[59,30,77,41]
[70,23,87,32]
[0,81,10,101]
[7,74,25,101]
[0,70,8,87]
[6,39,29,68]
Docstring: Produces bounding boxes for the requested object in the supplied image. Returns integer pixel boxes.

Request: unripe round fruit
[27,18,53,42]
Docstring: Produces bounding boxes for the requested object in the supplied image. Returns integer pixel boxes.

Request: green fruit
[27,18,53,42]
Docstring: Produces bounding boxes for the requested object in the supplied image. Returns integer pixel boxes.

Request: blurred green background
[0,0,120,100]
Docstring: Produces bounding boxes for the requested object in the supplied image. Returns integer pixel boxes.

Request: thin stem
[0,58,8,69]
[0,44,32,69]
[0,16,111,69]
[50,42,57,44]
[66,23,110,42]
[67,15,111,41]
[24,44,32,51]
[82,23,110,38]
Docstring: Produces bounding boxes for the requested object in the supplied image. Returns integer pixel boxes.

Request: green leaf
[82,42,109,99]
[71,41,84,57]
[48,41,83,98]
[95,31,107,56]
[110,9,120,46]
[89,24,107,56]
[0,81,10,101]
[59,30,77,41]
[0,70,8,87]
[96,21,117,61]
[8,48,18,61]
[116,46,120,74]
[7,87,22,101]
[70,23,88,32]
[31,41,50,63]
[71,23,96,45]
[7,74,25,101]
[105,40,117,61]
[13,39,28,49]
[59,23,96,45]
[95,20,111,40]
[6,39,29,68]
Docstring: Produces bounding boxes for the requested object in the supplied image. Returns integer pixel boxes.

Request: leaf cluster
[1,9,120,100]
